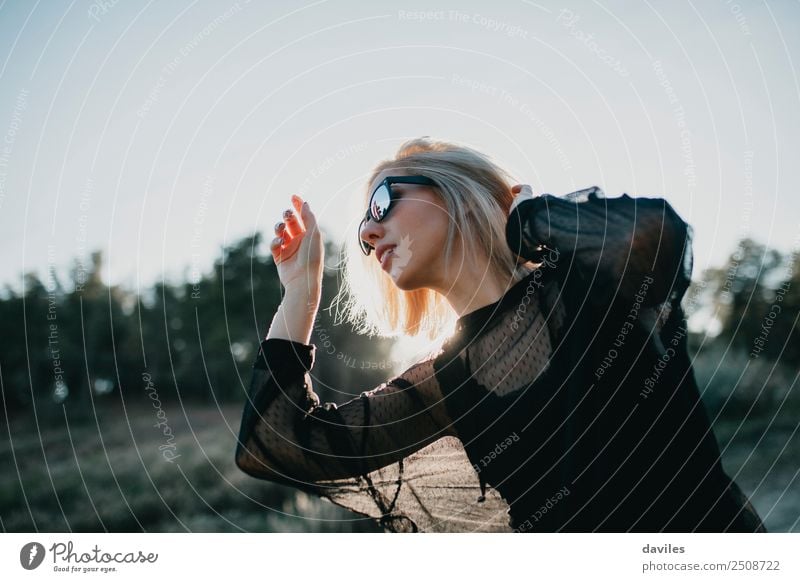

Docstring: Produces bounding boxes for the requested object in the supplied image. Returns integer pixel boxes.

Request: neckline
[454,269,540,337]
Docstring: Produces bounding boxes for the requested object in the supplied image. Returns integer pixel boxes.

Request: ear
[510,184,535,214]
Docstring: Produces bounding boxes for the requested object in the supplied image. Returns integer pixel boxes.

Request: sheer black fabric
[235,186,766,532]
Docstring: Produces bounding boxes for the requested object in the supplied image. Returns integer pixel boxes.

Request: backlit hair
[332,137,535,343]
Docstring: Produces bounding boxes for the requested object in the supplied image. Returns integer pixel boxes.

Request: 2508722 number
[730,560,780,571]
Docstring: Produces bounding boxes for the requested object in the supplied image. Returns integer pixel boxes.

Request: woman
[235,137,766,533]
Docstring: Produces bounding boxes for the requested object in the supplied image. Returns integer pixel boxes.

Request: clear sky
[1,0,798,294]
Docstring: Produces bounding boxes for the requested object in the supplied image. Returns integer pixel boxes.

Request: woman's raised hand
[270,195,323,292]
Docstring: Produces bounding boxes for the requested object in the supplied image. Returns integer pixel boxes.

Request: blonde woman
[235,138,765,533]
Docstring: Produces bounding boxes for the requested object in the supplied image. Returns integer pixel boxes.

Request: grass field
[1,400,796,532]
[0,401,379,532]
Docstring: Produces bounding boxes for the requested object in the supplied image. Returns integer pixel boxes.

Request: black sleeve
[235,338,453,485]
[506,187,693,306]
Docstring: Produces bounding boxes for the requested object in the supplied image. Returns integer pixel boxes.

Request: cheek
[388,198,451,254]
[406,210,448,254]
[406,212,451,274]
[426,210,452,250]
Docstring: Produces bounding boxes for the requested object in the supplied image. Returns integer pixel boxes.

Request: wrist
[266,283,320,345]
[283,281,321,308]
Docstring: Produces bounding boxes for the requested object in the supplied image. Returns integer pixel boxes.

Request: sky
[1,0,799,296]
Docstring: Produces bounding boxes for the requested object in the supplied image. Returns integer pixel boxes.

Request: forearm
[266,283,321,344]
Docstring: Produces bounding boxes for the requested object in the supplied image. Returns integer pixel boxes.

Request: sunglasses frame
[358,175,437,255]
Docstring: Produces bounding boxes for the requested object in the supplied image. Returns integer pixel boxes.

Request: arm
[235,296,455,484]
[506,187,692,306]
[236,197,455,483]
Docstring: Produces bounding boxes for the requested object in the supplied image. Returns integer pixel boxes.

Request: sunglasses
[358,175,437,255]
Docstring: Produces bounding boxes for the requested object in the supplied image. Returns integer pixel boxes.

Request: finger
[275,220,294,245]
[270,236,284,259]
[283,208,304,237]
[297,198,318,234]
[292,194,316,234]
[291,194,304,214]
[291,194,308,233]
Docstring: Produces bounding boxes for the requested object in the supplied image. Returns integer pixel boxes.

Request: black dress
[235,186,766,532]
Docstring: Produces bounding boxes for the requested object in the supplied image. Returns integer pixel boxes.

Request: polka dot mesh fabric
[235,187,766,533]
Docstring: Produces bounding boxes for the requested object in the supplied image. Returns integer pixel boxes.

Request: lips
[376,245,396,267]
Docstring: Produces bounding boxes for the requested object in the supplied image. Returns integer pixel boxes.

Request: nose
[359,215,385,251]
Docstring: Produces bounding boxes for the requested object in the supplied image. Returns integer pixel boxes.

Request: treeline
[686,237,799,361]
[0,234,796,420]
[0,233,396,418]
[686,238,799,419]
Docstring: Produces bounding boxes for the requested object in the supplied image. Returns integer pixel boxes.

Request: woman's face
[360,170,455,291]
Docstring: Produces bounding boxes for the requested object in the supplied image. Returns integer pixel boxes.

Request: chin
[389,273,413,291]
[388,265,421,291]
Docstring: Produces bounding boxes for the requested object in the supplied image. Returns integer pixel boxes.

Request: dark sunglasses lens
[370,184,392,221]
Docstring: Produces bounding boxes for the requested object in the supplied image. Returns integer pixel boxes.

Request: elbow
[650,205,692,303]
[234,446,277,482]
[234,441,257,477]
[234,437,298,485]
[234,438,269,480]
[625,204,692,305]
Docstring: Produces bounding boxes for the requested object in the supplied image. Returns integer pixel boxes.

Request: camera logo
[20,542,46,570]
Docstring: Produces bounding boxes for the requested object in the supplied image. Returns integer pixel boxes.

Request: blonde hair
[332,137,535,342]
